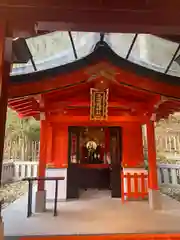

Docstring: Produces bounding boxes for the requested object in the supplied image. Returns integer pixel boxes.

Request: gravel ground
[0,181,29,209]
[160,185,180,201]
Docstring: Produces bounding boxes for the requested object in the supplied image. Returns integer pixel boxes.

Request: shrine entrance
[67,126,122,199]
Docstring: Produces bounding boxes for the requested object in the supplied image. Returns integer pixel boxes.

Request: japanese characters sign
[90,88,109,121]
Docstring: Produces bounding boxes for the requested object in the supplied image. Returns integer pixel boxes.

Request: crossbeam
[1,1,180,34]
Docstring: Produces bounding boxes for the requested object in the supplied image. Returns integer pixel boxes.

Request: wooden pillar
[35,119,47,213]
[146,121,161,210]
[46,123,53,165]
[37,120,47,191]
[0,24,12,185]
[55,126,68,168]
[147,121,158,190]
[0,22,12,240]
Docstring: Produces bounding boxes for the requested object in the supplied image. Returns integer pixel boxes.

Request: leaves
[4,108,40,161]
[6,108,40,141]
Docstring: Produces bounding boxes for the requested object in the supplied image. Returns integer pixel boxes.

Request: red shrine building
[6,33,180,212]
[2,1,180,238]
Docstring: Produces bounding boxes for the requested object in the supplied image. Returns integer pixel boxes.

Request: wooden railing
[121,163,180,202]
[121,172,148,202]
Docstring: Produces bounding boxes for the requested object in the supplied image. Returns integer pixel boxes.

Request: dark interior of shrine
[67,126,122,199]
[80,127,106,164]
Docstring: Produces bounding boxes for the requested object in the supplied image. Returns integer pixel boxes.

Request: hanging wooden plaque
[90,88,109,121]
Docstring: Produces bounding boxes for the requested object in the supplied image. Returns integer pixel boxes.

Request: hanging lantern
[90,88,109,121]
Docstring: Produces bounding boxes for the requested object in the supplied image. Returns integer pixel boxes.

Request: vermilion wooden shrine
[5,40,180,210]
[2,1,180,239]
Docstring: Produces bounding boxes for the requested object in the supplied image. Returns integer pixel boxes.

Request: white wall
[45,168,67,201]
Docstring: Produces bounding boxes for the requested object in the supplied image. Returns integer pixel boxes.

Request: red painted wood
[46,100,147,112]
[121,172,148,202]
[146,121,158,190]
[2,0,179,9]
[47,115,147,124]
[46,124,53,165]
[1,0,180,33]
[38,120,47,191]
[141,173,146,198]
[134,173,139,199]
[19,233,180,240]
[9,61,180,99]
[0,23,12,185]
[127,173,131,199]
[8,61,180,119]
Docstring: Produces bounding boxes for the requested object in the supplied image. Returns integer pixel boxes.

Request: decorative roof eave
[9,42,180,99]
[8,75,180,120]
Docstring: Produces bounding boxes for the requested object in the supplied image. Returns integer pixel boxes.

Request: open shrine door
[109,127,122,198]
[67,126,80,199]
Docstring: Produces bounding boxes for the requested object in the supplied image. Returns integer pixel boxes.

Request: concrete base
[35,190,46,213]
[148,189,162,210]
[0,217,4,240]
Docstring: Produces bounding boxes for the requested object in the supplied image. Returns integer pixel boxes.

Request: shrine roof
[11,32,180,78]
[8,32,180,121]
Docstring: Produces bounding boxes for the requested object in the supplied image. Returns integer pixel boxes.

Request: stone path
[0,181,180,210]
[3,190,180,235]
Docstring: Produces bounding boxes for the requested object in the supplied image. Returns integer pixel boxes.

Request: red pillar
[37,120,47,191]
[0,23,12,238]
[146,121,158,190]
[54,126,68,168]
[0,23,12,186]
[46,123,53,165]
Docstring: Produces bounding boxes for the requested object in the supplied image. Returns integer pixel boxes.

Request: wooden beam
[17,108,37,114]
[51,108,133,116]
[45,98,147,112]
[1,1,180,33]
[8,96,30,103]
[19,111,40,118]
[9,60,180,99]
[47,114,148,124]
[10,105,34,111]
[8,101,34,108]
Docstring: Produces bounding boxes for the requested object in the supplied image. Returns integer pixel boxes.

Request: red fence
[121,172,148,202]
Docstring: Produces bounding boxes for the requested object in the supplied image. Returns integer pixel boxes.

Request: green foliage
[4,109,40,161]
[6,108,40,142]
